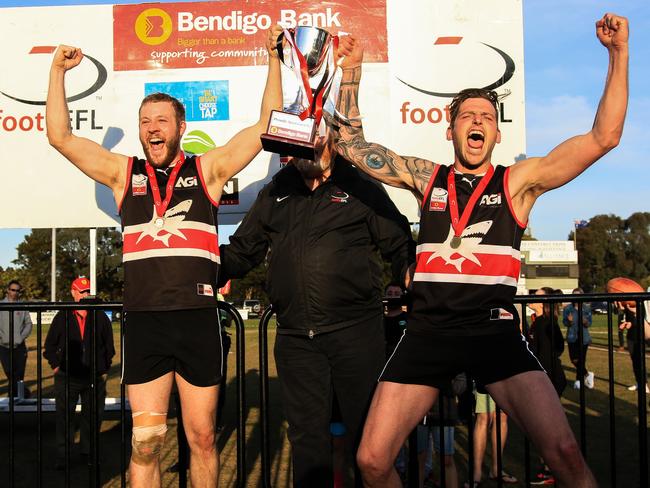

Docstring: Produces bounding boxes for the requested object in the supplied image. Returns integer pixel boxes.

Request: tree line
[574,212,650,292]
[0,228,123,302]
[1,212,647,302]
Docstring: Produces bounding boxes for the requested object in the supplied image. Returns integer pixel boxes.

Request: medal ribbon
[310,36,338,123]
[447,165,494,239]
[145,153,186,219]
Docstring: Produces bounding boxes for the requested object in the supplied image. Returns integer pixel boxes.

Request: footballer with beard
[46,27,282,488]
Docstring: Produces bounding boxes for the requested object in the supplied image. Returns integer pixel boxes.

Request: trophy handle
[276,29,294,66]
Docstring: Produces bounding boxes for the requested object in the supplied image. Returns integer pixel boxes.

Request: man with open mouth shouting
[333,13,628,488]
[46,26,282,488]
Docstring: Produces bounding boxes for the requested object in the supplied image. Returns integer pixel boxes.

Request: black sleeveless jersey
[409,164,525,335]
[118,154,220,311]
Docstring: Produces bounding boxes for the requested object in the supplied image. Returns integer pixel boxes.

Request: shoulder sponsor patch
[429,187,448,211]
[132,174,148,196]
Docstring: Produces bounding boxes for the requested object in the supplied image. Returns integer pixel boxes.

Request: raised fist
[266,25,284,59]
[596,13,628,51]
[52,45,84,71]
[337,34,363,69]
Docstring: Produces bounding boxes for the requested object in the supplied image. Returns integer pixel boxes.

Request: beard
[141,133,182,168]
[293,157,327,178]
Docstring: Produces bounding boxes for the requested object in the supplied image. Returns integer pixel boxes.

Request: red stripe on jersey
[415,251,520,279]
[123,228,219,255]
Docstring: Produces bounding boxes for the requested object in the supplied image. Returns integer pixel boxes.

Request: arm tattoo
[406,158,436,198]
[332,67,433,196]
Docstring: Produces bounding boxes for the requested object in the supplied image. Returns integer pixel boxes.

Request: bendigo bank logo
[135,8,173,46]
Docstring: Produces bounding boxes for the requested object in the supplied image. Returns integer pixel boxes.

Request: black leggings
[568,342,589,380]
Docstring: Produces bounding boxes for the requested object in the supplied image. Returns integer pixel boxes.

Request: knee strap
[131,411,168,466]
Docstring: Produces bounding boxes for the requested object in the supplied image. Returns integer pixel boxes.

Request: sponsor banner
[0,1,523,229]
[145,80,230,122]
[113,0,388,71]
[356,0,525,222]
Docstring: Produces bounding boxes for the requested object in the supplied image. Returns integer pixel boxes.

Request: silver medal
[155,217,165,228]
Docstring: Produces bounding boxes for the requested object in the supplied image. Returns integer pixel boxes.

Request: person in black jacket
[527,287,567,397]
[219,149,414,487]
[43,277,115,469]
[526,287,567,485]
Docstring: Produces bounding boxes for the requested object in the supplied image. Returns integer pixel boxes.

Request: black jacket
[219,159,415,335]
[43,307,115,377]
[528,313,566,396]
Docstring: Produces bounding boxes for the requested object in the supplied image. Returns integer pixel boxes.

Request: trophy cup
[261,26,339,160]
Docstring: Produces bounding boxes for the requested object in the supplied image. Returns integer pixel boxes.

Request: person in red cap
[44,277,115,470]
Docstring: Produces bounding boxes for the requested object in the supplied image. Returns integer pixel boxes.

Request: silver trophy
[261,26,339,161]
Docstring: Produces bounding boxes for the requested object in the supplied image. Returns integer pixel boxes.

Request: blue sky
[0,0,647,268]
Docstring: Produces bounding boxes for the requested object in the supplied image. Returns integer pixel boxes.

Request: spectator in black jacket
[527,287,566,397]
[219,150,414,487]
[43,277,115,469]
[526,287,566,485]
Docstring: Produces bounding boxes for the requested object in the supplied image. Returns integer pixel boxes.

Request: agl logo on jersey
[175,176,198,189]
[479,193,502,206]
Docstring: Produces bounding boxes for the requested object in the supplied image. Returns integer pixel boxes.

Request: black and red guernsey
[409,164,526,336]
[118,154,220,311]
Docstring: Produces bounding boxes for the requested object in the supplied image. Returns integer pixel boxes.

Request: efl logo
[135,8,173,46]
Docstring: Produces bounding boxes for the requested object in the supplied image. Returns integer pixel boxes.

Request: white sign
[0,0,524,228]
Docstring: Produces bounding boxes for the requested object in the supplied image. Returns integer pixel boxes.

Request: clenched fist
[596,13,628,51]
[51,45,84,72]
[337,34,363,69]
[266,25,284,59]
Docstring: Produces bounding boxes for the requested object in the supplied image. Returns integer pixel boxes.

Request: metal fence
[256,292,649,487]
[0,300,246,488]
[1,292,649,487]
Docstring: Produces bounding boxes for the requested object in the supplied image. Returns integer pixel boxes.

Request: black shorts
[122,308,223,387]
[380,329,543,390]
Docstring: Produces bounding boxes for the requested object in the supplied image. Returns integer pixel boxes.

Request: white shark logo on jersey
[136,200,193,247]
[426,220,493,272]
